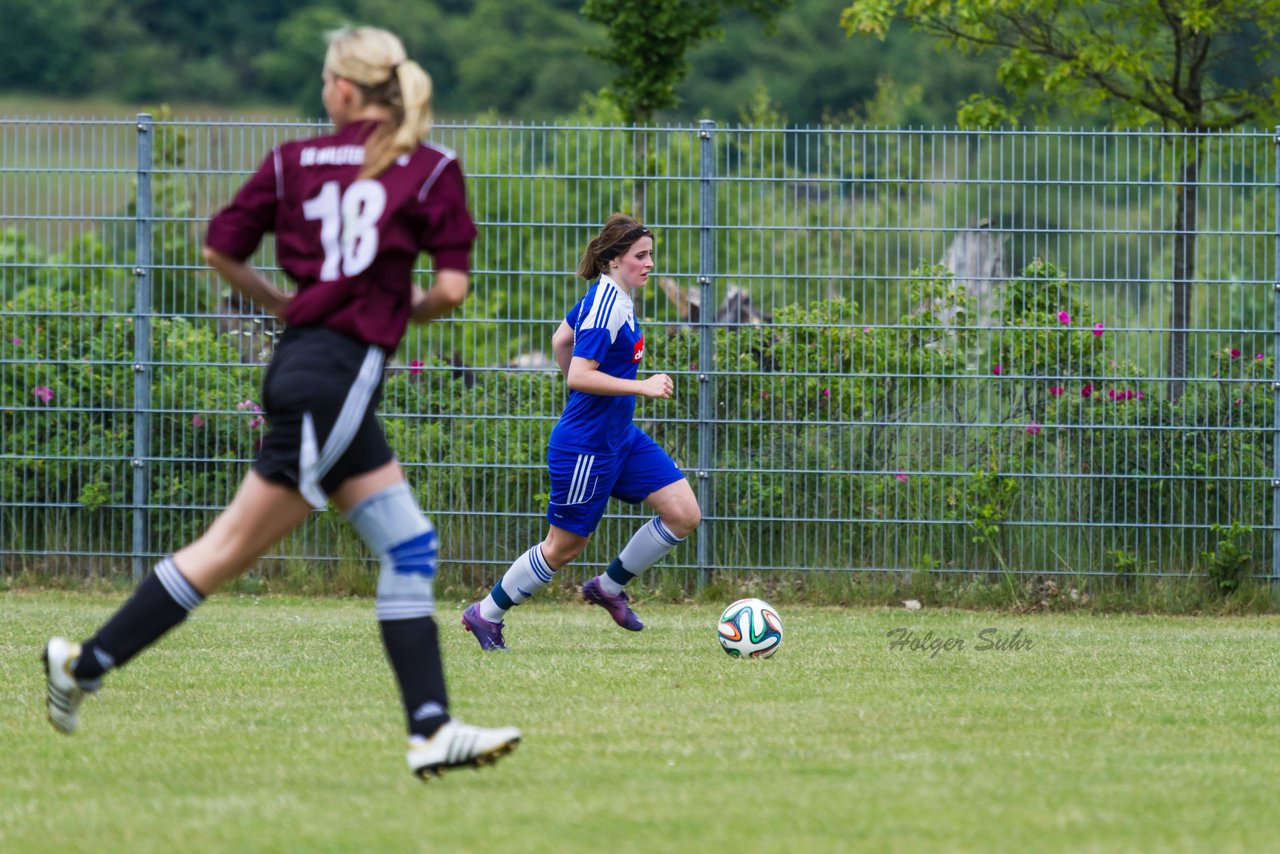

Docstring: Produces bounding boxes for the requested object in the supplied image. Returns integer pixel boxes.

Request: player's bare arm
[567,357,672,399]
[552,321,575,377]
[202,246,292,321]
[409,269,469,324]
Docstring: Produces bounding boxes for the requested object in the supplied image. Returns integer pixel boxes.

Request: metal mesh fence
[1,116,1275,586]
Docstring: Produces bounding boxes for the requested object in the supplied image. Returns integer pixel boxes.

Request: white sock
[480,545,555,622]
[599,517,684,594]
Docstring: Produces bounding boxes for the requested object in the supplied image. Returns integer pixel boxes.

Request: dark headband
[601,225,652,261]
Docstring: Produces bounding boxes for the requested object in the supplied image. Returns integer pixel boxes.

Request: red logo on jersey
[632,337,645,362]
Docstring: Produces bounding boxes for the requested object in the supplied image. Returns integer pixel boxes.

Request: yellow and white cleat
[407,719,521,780]
[43,637,92,734]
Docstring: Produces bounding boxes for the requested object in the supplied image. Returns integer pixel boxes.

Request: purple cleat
[582,576,644,631]
[462,603,509,651]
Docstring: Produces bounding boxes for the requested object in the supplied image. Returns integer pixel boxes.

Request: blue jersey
[548,274,646,454]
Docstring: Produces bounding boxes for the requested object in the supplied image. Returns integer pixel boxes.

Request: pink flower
[1257,353,1265,361]
[1025,421,1042,436]
[9,337,20,346]
[760,391,769,399]
[249,415,265,429]
[1049,386,1065,396]
[821,388,830,398]
[409,359,425,375]
[1093,323,1104,337]
[1107,389,1118,401]
[191,415,205,428]
[1230,348,1241,359]
[1232,399,1242,407]
[863,326,871,333]
[1057,311,1071,324]
[894,470,909,484]
[31,386,53,403]
[1136,392,1145,400]
[1081,384,1094,397]
[992,364,1003,376]
[236,400,261,412]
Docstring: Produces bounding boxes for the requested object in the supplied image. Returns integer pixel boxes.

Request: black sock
[605,556,636,586]
[74,557,204,682]
[379,616,450,739]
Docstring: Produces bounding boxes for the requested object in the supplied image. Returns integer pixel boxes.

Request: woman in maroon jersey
[43,25,519,780]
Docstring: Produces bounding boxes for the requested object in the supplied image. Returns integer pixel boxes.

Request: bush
[0,256,1269,588]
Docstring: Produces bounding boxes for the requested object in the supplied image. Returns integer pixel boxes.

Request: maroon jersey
[205,119,476,351]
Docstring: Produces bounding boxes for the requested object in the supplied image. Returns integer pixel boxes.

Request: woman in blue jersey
[463,213,701,650]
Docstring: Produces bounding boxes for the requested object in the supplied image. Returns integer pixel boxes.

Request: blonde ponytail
[324,26,435,179]
[373,60,432,174]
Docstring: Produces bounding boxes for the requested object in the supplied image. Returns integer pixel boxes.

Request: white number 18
[302,179,387,281]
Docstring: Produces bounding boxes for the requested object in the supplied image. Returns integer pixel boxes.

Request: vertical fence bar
[131,113,154,580]
[696,119,716,589]
[1273,127,1280,581]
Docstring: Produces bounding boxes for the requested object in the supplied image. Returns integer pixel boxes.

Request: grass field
[4,592,1280,853]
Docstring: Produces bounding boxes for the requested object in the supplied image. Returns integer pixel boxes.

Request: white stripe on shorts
[298,346,386,509]
[568,453,595,505]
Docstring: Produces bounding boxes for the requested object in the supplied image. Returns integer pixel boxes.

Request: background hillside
[0,0,1003,125]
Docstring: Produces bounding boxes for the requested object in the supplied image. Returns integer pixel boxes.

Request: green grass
[4,592,1280,852]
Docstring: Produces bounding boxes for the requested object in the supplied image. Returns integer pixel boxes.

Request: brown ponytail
[576,213,652,280]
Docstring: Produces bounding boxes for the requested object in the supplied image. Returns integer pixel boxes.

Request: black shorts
[254,326,394,507]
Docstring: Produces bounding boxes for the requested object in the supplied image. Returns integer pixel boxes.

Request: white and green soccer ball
[717,598,783,658]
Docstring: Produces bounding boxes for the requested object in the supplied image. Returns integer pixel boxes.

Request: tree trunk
[1168,150,1199,402]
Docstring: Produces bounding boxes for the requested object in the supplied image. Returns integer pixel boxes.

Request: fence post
[1272,127,1280,582]
[696,119,716,591]
[131,114,154,581]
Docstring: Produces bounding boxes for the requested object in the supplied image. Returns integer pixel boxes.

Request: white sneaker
[44,637,92,734]
[406,719,521,779]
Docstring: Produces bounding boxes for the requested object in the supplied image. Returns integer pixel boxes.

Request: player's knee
[346,482,438,620]
[373,523,438,620]
[664,499,701,539]
[386,526,438,578]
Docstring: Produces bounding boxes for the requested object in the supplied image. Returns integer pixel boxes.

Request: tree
[581,0,791,217]
[841,0,1280,400]
[446,0,606,118]
[682,0,1002,127]
[253,7,360,116]
[0,0,134,95]
[582,0,791,124]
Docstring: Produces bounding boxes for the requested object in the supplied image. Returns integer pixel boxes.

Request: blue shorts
[545,426,685,537]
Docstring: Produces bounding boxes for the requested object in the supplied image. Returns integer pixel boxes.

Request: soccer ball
[717,598,783,658]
